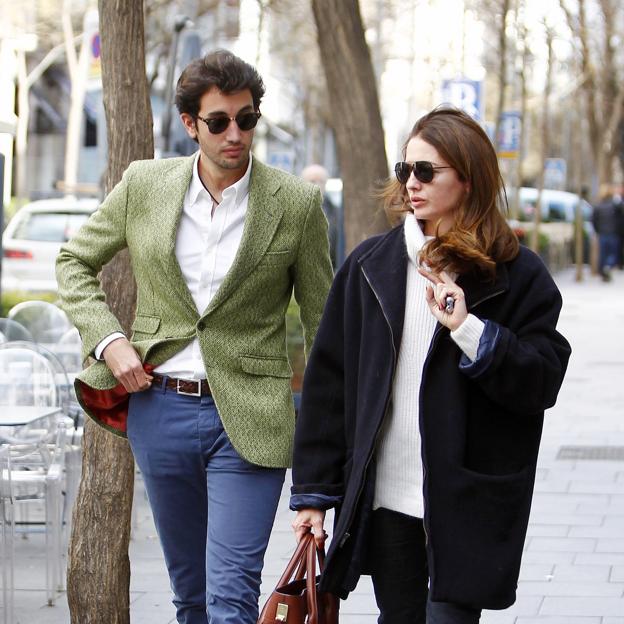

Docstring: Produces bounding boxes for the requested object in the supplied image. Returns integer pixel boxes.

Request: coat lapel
[155,155,197,314]
[202,159,285,317]
[358,225,407,355]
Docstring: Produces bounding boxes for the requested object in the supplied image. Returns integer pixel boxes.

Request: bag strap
[305,534,319,624]
[275,532,313,587]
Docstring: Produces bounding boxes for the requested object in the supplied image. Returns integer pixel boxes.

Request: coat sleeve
[56,163,136,358]
[292,186,334,360]
[459,262,571,415]
[291,262,350,508]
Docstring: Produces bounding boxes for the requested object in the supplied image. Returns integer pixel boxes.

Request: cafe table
[0,405,62,427]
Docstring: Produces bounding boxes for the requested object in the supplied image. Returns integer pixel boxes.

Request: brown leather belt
[152,374,211,397]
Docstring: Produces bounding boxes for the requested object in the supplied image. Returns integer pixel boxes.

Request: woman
[290,107,571,623]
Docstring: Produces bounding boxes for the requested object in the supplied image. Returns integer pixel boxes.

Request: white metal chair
[0,347,68,610]
[7,301,72,345]
[0,446,14,624]
[0,421,67,613]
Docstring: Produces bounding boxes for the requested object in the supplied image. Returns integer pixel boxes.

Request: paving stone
[575,553,624,565]
[596,539,624,552]
[540,596,624,616]
[569,526,624,538]
[519,563,555,581]
[517,581,624,596]
[516,618,600,624]
[527,537,597,552]
[611,566,624,582]
[526,524,569,537]
[551,564,611,582]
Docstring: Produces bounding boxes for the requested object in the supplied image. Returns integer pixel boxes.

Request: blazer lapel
[203,159,285,317]
[154,155,197,314]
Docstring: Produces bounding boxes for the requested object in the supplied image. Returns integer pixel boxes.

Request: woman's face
[404,135,468,236]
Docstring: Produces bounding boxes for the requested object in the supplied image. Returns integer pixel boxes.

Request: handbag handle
[274,532,314,588]
[305,534,319,624]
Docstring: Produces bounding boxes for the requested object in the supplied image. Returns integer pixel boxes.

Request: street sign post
[544,158,567,190]
[497,111,521,158]
[440,79,484,121]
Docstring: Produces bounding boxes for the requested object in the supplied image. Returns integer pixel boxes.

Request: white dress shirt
[96,152,252,380]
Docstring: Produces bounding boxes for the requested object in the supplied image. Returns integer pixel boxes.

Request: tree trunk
[531,26,553,254]
[311,0,388,252]
[493,0,510,147]
[66,1,154,622]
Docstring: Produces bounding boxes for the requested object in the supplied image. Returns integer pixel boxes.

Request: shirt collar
[188,151,253,208]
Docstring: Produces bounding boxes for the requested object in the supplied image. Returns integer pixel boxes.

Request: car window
[547,202,567,221]
[12,212,90,242]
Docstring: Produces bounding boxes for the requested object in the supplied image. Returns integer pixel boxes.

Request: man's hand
[102,337,153,393]
[292,508,326,547]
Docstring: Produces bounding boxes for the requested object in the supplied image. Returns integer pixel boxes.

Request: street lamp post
[161,15,193,155]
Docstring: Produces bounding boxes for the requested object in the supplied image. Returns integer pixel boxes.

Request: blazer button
[197,321,206,331]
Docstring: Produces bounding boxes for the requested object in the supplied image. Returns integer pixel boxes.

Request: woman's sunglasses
[394,161,453,185]
[197,111,262,135]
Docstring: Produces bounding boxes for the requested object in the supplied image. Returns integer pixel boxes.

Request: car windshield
[13,212,90,242]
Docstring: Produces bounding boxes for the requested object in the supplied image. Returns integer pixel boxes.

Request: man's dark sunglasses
[394,161,453,184]
[197,111,261,134]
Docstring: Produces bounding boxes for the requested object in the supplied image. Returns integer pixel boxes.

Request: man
[56,50,333,624]
[592,186,621,282]
[301,163,340,267]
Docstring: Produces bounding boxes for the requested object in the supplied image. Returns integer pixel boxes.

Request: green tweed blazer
[56,155,333,467]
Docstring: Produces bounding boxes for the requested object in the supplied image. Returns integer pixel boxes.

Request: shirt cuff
[94,332,126,360]
[450,314,485,362]
[289,493,343,511]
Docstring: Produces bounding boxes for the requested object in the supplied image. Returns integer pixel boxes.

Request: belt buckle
[176,379,201,397]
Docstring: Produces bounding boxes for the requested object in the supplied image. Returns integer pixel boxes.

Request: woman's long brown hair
[382,107,519,279]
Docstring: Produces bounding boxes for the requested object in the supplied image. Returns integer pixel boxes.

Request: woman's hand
[418,268,468,331]
[292,508,326,547]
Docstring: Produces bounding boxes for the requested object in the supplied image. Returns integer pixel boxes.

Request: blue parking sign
[441,79,484,121]
[497,111,521,157]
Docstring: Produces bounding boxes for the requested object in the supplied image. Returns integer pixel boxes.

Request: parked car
[2,197,98,293]
[509,187,594,265]
[514,187,593,224]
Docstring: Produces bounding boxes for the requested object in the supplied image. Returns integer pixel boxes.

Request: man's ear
[180,113,197,140]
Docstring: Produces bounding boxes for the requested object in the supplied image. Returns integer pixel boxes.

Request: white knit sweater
[372,214,484,517]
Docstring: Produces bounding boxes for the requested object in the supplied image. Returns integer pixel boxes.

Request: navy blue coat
[291,223,571,610]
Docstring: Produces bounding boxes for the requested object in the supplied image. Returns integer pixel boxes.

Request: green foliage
[0,291,59,317]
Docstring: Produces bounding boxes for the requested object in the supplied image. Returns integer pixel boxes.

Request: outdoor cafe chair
[7,301,72,345]
[0,342,83,559]
[0,420,68,617]
[0,320,33,344]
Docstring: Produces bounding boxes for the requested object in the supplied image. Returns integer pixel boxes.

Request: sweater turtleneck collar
[404,212,433,266]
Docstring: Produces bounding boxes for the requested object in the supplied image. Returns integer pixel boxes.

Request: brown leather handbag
[258,532,339,624]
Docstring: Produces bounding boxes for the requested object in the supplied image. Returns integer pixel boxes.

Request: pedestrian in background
[290,107,571,623]
[592,186,622,281]
[57,50,332,624]
[301,163,340,268]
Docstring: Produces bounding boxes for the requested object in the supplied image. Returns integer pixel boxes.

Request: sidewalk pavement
[7,266,624,623]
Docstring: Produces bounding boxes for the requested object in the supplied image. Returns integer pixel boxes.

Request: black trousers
[369,508,482,624]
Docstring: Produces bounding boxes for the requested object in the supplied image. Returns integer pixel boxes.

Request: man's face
[181,87,256,174]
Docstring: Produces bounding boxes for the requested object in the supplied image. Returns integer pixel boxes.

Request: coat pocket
[131,314,161,335]
[240,355,293,378]
[456,465,532,541]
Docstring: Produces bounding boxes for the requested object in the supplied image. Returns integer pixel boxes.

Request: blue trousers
[128,383,286,624]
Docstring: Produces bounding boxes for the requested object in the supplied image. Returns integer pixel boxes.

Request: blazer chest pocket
[257,249,292,267]
[240,355,292,378]
[131,314,161,338]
